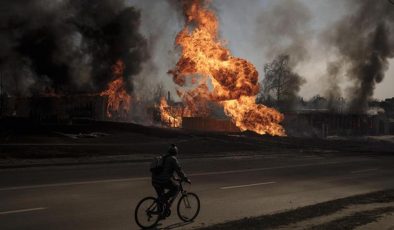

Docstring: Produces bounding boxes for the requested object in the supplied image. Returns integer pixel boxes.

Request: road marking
[220,182,276,190]
[0,207,47,215]
[0,160,361,191]
[351,168,379,174]
[191,161,358,176]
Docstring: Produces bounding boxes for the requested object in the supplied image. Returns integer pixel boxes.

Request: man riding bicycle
[151,144,190,218]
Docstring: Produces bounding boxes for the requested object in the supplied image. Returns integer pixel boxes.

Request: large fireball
[168,0,285,136]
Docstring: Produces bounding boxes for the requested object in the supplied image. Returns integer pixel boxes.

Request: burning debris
[157,97,182,128]
[100,60,131,118]
[165,0,285,136]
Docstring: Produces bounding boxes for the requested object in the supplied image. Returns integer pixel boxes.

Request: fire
[157,97,182,128]
[168,0,285,136]
[100,60,131,118]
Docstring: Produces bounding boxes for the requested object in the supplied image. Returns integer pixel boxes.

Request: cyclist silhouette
[151,144,190,218]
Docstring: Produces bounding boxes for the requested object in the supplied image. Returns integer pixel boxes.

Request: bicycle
[134,178,200,229]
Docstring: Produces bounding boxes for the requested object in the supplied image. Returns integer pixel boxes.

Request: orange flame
[100,60,131,118]
[157,97,182,128]
[168,0,285,136]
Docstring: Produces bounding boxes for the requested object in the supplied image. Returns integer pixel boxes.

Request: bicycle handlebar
[173,177,191,184]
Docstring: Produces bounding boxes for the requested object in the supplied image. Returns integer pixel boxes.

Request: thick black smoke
[325,0,394,113]
[0,0,148,95]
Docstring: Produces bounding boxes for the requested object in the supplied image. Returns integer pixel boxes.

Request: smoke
[324,0,394,112]
[251,0,311,109]
[324,61,343,110]
[254,0,312,67]
[213,0,394,108]
[131,0,394,114]
[129,0,181,103]
[0,0,148,96]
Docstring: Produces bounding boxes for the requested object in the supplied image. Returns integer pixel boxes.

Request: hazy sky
[130,0,394,100]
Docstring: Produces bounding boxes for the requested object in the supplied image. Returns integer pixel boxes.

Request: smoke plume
[324,61,343,110]
[130,0,181,103]
[0,0,148,96]
[251,0,311,110]
[324,0,394,112]
[254,0,312,67]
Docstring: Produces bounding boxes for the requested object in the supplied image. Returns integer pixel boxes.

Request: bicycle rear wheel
[135,197,160,229]
[177,192,200,222]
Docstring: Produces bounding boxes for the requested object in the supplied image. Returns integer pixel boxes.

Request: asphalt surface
[1,152,394,230]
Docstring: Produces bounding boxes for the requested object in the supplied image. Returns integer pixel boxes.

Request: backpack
[150,155,168,174]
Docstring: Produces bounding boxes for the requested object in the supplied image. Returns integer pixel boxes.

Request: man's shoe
[158,208,171,220]
[151,202,163,215]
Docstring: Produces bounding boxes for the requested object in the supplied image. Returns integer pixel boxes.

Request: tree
[258,55,305,110]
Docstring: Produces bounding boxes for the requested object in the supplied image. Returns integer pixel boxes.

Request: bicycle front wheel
[177,192,200,222]
[135,197,160,229]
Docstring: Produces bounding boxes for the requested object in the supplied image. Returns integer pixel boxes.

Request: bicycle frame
[167,179,189,205]
[179,180,188,195]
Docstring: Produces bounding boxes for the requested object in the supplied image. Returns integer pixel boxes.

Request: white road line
[0,207,47,215]
[0,160,360,192]
[351,168,379,174]
[326,173,381,182]
[190,161,356,176]
[220,182,276,190]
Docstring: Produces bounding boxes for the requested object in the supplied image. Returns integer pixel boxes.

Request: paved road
[1,152,394,230]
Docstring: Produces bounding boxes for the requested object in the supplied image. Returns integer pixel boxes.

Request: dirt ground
[1,118,393,162]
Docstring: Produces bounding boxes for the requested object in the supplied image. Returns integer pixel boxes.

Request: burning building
[0,0,148,123]
[0,60,134,123]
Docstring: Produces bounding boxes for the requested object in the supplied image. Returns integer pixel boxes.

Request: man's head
[168,144,179,156]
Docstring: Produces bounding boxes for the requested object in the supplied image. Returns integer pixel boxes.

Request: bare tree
[258,55,305,110]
